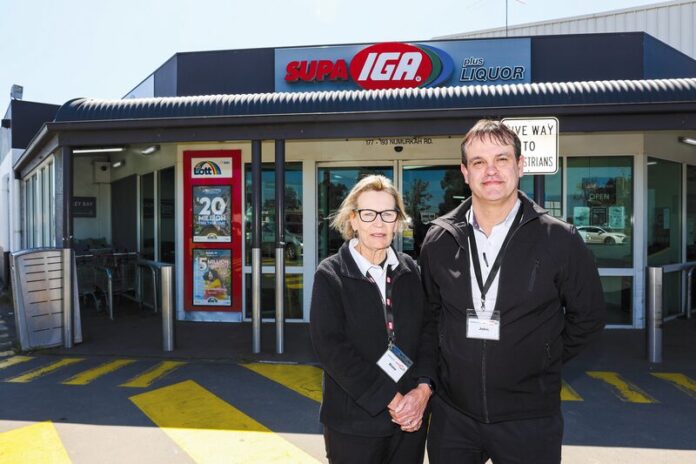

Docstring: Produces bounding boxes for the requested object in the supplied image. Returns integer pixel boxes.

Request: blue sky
[1,0,661,113]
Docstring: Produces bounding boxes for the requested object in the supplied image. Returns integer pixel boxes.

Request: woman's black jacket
[420,193,605,423]
[309,241,437,437]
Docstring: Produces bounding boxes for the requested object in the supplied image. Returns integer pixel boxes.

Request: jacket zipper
[482,339,489,422]
[479,209,535,424]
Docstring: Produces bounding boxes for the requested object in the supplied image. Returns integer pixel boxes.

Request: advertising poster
[608,206,626,229]
[193,186,231,242]
[573,206,590,226]
[193,249,232,306]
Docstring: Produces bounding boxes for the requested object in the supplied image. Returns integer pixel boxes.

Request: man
[420,119,605,464]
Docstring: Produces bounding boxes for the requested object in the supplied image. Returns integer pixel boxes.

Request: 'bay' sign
[501,117,559,174]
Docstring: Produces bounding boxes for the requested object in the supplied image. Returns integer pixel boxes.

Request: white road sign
[501,117,559,174]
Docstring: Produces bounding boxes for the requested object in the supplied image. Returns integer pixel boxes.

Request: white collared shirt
[349,238,400,302]
[466,199,522,319]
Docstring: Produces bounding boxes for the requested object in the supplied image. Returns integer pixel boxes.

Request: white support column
[634,153,647,328]
[302,160,316,322]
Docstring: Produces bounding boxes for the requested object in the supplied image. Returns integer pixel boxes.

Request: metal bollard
[161,265,175,352]
[275,247,285,354]
[646,266,663,363]
[687,268,694,320]
[252,248,262,353]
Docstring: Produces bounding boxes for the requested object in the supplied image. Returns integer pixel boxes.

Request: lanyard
[467,206,524,311]
[366,265,396,346]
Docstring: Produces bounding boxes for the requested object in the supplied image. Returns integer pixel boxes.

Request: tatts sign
[275,39,530,92]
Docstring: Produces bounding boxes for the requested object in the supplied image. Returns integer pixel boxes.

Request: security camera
[394,146,403,153]
[100,165,108,172]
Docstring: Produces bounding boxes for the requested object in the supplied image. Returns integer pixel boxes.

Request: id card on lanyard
[466,206,523,341]
[367,265,414,382]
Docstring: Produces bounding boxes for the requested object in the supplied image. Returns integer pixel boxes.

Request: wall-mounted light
[678,136,696,146]
[73,146,126,154]
[140,145,160,155]
[111,160,126,169]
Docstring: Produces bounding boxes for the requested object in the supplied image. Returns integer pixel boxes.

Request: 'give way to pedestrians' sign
[502,117,559,174]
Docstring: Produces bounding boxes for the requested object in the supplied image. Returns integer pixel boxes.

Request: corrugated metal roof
[55,78,696,122]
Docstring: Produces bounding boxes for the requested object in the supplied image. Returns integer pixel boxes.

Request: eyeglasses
[354,209,399,223]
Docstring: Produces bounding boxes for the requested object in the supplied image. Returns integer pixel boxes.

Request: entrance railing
[646,261,696,363]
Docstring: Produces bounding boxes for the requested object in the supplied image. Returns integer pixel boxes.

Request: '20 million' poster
[193,249,232,306]
[193,186,231,242]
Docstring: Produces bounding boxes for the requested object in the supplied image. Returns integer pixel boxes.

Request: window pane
[42,167,50,246]
[49,162,55,246]
[317,166,393,262]
[141,173,155,259]
[402,165,468,260]
[244,273,303,319]
[648,158,682,266]
[159,167,175,263]
[26,179,33,248]
[244,163,303,266]
[687,165,696,261]
[601,275,632,325]
[519,159,563,219]
[567,157,633,268]
[34,172,42,247]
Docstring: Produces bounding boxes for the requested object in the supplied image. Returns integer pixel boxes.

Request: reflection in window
[648,158,682,266]
[159,167,175,264]
[601,276,632,325]
[244,273,303,319]
[519,159,563,219]
[244,163,303,266]
[23,160,55,249]
[402,165,468,260]
[567,157,633,268]
[140,173,155,260]
[687,166,696,261]
[316,166,393,262]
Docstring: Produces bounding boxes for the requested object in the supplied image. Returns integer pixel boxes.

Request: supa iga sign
[501,117,559,175]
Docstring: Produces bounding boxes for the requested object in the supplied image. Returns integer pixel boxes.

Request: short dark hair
[460,119,522,165]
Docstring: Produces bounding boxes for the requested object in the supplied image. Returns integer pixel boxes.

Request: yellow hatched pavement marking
[0,421,71,463]
[62,359,137,385]
[651,373,696,400]
[561,380,583,401]
[242,362,323,403]
[119,360,186,388]
[0,355,34,370]
[587,371,657,403]
[129,380,321,463]
[5,358,84,383]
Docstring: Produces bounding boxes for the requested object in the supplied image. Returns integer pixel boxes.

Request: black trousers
[427,395,563,464]
[323,424,428,464]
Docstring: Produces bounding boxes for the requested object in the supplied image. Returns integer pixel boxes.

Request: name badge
[376,344,413,382]
[466,309,501,341]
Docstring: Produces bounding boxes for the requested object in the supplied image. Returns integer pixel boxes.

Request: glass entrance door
[317,166,393,262]
[402,165,469,260]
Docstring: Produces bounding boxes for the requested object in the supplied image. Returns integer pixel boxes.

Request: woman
[310,175,437,464]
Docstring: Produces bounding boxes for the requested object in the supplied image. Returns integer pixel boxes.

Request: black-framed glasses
[354,209,399,223]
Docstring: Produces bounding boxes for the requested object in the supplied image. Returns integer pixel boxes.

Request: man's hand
[388,384,432,432]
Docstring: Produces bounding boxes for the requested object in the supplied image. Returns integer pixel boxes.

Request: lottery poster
[193,249,232,306]
[193,186,231,242]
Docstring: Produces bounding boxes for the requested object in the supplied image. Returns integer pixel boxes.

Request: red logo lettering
[285,59,348,82]
[349,43,432,90]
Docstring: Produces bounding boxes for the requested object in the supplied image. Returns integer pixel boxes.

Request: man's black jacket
[310,242,438,436]
[420,192,605,423]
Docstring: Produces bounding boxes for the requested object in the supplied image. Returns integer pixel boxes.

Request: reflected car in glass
[248,223,303,260]
[577,226,628,245]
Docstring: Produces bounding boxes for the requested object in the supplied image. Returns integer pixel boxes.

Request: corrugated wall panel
[442,1,696,59]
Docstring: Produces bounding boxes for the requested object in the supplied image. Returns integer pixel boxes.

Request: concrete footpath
[1,289,695,463]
